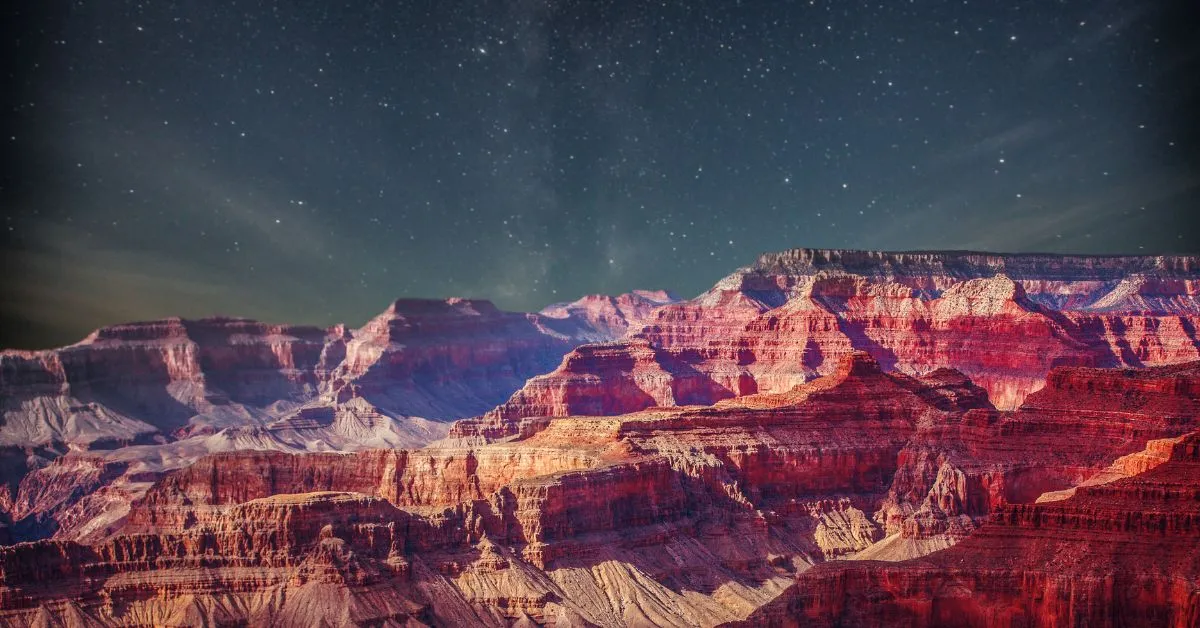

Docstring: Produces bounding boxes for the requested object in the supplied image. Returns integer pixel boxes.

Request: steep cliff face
[872,360,1200,552]
[2,454,131,542]
[752,248,1200,293]
[4,358,1200,627]
[0,297,656,547]
[479,251,1200,434]
[734,429,1200,628]
[2,249,1200,626]
[742,251,1200,403]
[0,491,448,626]
[123,444,612,523]
[464,338,737,436]
[0,296,651,453]
[0,353,1004,626]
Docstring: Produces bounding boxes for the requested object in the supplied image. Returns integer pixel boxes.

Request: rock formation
[733,428,1200,628]
[0,298,642,452]
[0,296,653,545]
[537,289,681,340]
[483,250,1200,432]
[4,354,1199,626]
[2,248,1199,626]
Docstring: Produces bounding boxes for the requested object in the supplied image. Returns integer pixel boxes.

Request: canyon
[1,248,1199,626]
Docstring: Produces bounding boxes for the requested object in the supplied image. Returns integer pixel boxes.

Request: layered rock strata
[2,249,1200,626]
[734,429,1200,628]
[4,358,1198,626]
[0,297,652,544]
[485,251,1200,431]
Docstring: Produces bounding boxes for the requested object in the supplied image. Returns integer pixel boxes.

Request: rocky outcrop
[0,297,656,546]
[2,249,1200,626]
[478,252,1200,435]
[537,289,681,340]
[458,338,737,438]
[873,360,1200,549]
[734,429,1200,628]
[2,454,130,542]
[322,298,583,419]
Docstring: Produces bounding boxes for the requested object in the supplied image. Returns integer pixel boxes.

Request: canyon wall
[0,295,664,545]
[734,429,1200,628]
[3,357,1199,626]
[2,249,1199,626]
[482,251,1200,438]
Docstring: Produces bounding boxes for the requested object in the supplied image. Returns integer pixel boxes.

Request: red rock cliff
[734,429,1200,628]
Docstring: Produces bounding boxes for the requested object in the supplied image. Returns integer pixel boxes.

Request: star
[1,0,1194,349]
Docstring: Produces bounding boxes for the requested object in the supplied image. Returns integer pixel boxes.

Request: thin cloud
[926,119,1054,171]
[1029,4,1150,76]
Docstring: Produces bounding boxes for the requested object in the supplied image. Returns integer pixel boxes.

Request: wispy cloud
[956,170,1200,252]
[1029,4,1151,75]
[8,112,371,343]
[926,119,1055,170]
[7,229,256,342]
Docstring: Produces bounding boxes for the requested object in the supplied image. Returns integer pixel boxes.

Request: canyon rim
[1,248,1199,627]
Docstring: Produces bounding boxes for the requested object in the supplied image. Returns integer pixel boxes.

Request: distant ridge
[754,247,1200,277]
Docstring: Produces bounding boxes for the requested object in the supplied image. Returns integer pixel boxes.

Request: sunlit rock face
[0,295,654,544]
[2,249,1200,627]
[0,296,653,451]
[4,355,1200,627]
[733,428,1200,628]
[477,249,1200,439]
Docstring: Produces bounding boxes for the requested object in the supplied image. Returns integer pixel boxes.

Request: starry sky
[2,0,1199,349]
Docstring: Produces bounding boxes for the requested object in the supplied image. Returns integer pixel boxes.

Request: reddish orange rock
[0,296,647,453]
[0,297,651,546]
[1,250,1199,627]
[3,358,1200,626]
[477,251,1200,442]
[733,429,1200,628]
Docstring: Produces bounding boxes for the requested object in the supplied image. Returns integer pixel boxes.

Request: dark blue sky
[3,0,1198,348]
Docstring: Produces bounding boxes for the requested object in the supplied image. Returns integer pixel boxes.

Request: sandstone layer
[0,296,660,544]
[485,250,1200,433]
[2,249,1199,626]
[733,428,1200,628]
[3,356,1199,626]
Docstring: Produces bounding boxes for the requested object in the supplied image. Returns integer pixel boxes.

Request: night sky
[3,1,1199,349]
